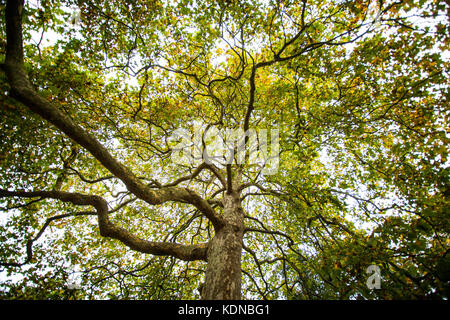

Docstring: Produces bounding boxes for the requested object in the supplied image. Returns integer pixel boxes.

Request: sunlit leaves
[0,0,449,300]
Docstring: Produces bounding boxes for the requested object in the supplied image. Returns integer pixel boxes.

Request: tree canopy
[0,0,449,299]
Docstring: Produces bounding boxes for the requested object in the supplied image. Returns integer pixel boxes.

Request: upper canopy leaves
[0,0,448,299]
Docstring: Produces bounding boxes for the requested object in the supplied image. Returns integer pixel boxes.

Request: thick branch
[3,0,225,230]
[0,189,208,262]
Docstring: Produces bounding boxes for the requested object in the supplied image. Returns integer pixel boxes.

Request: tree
[0,0,448,300]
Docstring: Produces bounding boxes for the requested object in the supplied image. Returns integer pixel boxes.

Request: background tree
[0,0,448,299]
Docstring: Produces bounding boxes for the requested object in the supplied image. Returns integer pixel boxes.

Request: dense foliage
[0,0,449,299]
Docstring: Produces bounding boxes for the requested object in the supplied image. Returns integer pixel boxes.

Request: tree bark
[203,189,244,300]
[3,0,245,300]
[0,189,209,262]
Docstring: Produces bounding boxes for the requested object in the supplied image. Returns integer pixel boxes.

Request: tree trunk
[203,190,244,300]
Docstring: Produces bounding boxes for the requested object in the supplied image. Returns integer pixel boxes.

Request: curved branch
[0,211,96,267]
[244,227,295,246]
[66,166,114,184]
[0,189,208,262]
[244,215,307,261]
[163,162,226,189]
